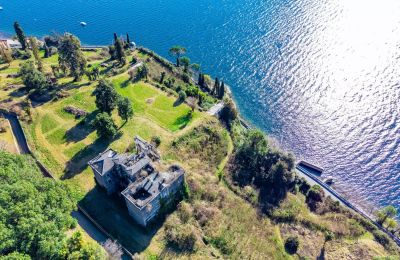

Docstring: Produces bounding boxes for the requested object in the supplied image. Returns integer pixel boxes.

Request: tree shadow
[64,111,98,143]
[121,78,131,88]
[9,87,28,98]
[62,132,122,180]
[173,98,184,107]
[57,81,91,92]
[173,112,192,130]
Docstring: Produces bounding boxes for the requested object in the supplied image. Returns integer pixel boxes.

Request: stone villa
[88,136,185,226]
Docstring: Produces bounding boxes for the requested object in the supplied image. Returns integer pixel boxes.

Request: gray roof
[88,149,119,176]
[122,166,185,210]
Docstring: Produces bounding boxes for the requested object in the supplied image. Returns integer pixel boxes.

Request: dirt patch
[324,239,387,260]
[146,98,154,104]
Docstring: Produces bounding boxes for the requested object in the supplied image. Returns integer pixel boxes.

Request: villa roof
[122,166,185,210]
[88,149,118,175]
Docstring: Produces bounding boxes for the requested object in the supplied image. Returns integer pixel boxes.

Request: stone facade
[88,136,185,226]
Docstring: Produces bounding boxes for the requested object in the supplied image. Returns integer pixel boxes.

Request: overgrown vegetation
[0,151,105,259]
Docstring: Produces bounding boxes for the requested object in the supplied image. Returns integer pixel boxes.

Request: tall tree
[92,112,118,139]
[0,45,13,65]
[213,78,220,96]
[125,33,131,48]
[114,37,125,64]
[30,37,43,72]
[13,22,27,50]
[93,79,119,114]
[117,97,134,122]
[219,81,225,99]
[376,205,398,225]
[169,46,186,67]
[179,56,190,72]
[58,34,87,81]
[43,43,50,58]
[19,61,49,92]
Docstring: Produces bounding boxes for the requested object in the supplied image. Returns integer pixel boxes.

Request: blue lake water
[1,0,399,214]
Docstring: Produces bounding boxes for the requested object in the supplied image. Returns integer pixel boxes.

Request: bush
[182,73,190,83]
[372,230,390,248]
[151,136,161,147]
[165,215,199,252]
[284,236,299,254]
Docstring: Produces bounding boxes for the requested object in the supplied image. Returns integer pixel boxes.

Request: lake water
[1,0,399,214]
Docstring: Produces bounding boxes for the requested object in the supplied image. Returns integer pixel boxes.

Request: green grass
[113,74,201,131]
[41,114,59,134]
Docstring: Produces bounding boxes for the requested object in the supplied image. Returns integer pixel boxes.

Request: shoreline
[1,32,396,236]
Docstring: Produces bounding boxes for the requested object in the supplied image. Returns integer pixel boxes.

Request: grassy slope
[0,118,18,153]
[0,49,398,259]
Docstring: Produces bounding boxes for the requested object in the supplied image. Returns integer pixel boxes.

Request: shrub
[165,215,199,252]
[151,136,161,147]
[177,201,193,223]
[372,230,390,248]
[306,185,325,212]
[193,202,219,226]
[182,73,190,83]
[284,236,299,254]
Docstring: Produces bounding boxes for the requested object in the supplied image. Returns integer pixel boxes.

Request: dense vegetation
[0,151,105,259]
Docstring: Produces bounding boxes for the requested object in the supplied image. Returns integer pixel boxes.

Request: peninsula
[0,23,399,259]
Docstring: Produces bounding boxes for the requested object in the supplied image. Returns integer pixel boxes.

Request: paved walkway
[207,102,224,116]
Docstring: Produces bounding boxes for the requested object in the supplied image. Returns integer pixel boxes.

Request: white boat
[0,7,3,10]
[80,22,87,27]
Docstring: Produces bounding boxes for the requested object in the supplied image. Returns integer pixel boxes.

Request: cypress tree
[14,22,27,50]
[213,78,220,96]
[219,81,225,99]
[198,73,203,87]
[113,33,118,43]
[44,43,50,58]
[126,33,131,48]
[114,37,125,64]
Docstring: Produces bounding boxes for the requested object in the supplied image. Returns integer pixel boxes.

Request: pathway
[207,102,224,116]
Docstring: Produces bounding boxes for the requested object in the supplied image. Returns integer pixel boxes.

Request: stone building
[88,136,185,226]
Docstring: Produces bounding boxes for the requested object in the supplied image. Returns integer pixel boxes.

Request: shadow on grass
[78,185,167,253]
[173,98,184,107]
[64,111,98,143]
[58,80,91,92]
[120,78,131,88]
[173,112,193,130]
[62,132,122,180]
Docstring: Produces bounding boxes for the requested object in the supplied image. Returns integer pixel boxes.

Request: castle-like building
[88,136,185,226]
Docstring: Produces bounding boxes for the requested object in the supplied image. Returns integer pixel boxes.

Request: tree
[284,236,299,254]
[58,34,87,81]
[19,61,49,92]
[117,97,134,122]
[169,46,186,67]
[376,205,398,225]
[114,36,125,64]
[92,112,118,139]
[306,185,325,212]
[125,33,131,49]
[198,73,204,87]
[213,78,220,96]
[0,45,13,65]
[43,43,50,58]
[13,22,27,50]
[160,71,166,84]
[220,98,238,127]
[136,64,148,81]
[0,151,105,259]
[190,63,201,73]
[179,56,190,72]
[30,37,43,72]
[93,79,119,114]
[218,81,225,99]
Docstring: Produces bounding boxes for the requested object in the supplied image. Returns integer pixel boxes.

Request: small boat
[323,177,335,185]
[0,7,3,10]
[80,22,87,27]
